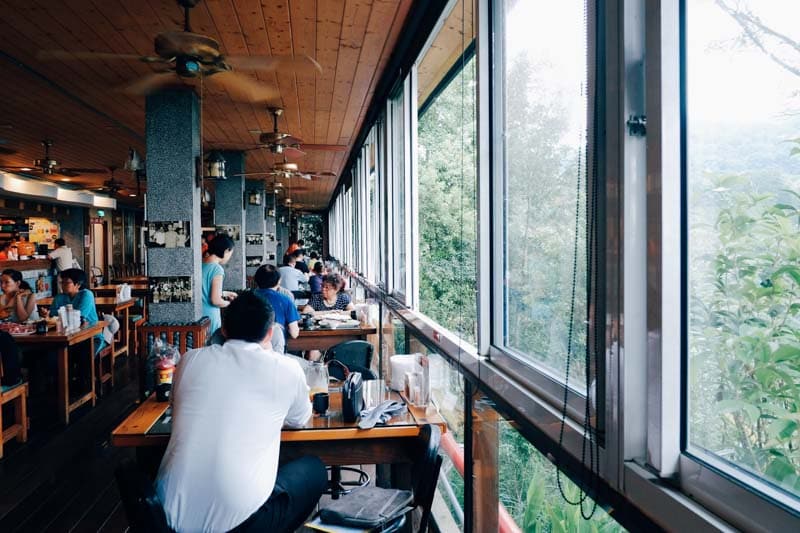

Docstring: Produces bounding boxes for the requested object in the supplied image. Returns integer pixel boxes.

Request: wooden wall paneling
[355,0,412,144]
[28,0,134,89]
[0,0,140,132]
[335,0,399,146]
[314,0,345,143]
[231,0,281,140]
[289,0,318,149]
[261,0,302,139]
[324,0,372,146]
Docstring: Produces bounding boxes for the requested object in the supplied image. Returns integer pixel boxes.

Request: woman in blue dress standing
[202,235,237,334]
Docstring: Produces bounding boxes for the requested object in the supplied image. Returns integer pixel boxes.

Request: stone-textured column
[245,179,266,279]
[276,203,291,263]
[214,151,246,290]
[145,89,202,323]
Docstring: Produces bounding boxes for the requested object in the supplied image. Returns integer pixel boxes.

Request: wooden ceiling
[0,0,413,211]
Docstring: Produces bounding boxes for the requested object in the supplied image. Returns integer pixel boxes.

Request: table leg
[57,346,69,425]
[89,337,96,407]
[122,307,129,356]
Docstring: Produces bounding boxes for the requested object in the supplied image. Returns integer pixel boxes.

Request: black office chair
[325,340,377,381]
[319,423,443,532]
[324,340,377,498]
[115,458,173,533]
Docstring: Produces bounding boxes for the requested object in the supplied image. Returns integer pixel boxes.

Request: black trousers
[229,455,328,533]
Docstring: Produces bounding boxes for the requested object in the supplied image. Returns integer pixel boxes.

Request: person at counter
[0,242,10,261]
[302,274,354,313]
[48,238,73,294]
[0,269,37,322]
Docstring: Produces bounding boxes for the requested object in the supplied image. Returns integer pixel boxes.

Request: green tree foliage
[417,57,478,344]
[689,146,800,494]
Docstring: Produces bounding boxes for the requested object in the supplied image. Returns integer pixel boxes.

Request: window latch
[626,115,647,137]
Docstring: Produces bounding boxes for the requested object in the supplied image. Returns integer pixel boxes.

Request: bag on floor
[319,486,413,529]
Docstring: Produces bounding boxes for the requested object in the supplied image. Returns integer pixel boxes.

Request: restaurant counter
[0,258,52,272]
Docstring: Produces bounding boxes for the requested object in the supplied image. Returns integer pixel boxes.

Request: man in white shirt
[48,238,74,294]
[278,250,308,292]
[155,291,327,532]
[163,223,179,248]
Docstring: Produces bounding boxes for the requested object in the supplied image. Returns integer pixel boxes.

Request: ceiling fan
[37,0,321,101]
[93,166,130,197]
[0,139,106,178]
[251,107,348,154]
[234,156,336,181]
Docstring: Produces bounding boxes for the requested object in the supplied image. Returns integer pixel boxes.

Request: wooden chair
[0,357,29,459]
[137,318,211,400]
[96,338,115,398]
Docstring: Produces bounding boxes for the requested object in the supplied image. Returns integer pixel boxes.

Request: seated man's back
[156,292,320,533]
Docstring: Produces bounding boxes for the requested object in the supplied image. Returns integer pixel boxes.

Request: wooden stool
[0,381,29,459]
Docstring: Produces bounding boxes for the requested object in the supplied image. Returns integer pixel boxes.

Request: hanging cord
[555,0,599,520]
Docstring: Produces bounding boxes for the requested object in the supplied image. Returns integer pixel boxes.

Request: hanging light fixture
[124,147,143,172]
[205,151,227,180]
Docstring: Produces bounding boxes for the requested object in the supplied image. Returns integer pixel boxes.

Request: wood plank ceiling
[0,0,413,211]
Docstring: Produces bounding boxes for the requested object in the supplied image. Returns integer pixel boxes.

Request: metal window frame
[488,0,602,435]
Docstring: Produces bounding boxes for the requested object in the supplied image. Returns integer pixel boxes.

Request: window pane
[474,395,625,531]
[686,0,800,498]
[500,0,588,381]
[417,0,477,345]
[390,90,407,296]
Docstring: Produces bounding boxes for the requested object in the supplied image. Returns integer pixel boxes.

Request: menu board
[27,217,60,248]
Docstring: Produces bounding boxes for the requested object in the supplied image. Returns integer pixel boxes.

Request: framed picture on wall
[246,256,264,267]
[215,224,240,241]
[248,191,262,205]
[145,221,191,248]
[245,233,264,245]
[266,207,275,218]
[150,276,192,303]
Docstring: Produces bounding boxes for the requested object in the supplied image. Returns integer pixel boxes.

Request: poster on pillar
[150,276,193,303]
[215,224,240,241]
[245,233,264,246]
[146,221,191,248]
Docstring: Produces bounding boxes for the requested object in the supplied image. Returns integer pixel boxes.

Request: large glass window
[417,0,478,345]
[496,0,589,382]
[389,86,409,298]
[685,0,800,500]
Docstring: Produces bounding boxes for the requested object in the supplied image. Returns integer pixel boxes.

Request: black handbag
[342,371,364,423]
[319,486,413,529]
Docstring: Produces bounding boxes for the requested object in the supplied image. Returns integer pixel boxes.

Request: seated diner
[155,291,327,532]
[302,273,354,314]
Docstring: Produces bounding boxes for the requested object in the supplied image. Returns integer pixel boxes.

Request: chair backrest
[115,458,173,533]
[411,424,443,533]
[325,340,375,381]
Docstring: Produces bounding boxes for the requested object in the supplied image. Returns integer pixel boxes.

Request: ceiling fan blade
[225,54,322,75]
[120,72,182,95]
[206,71,277,103]
[298,173,312,180]
[37,50,161,62]
[283,146,306,157]
[232,171,275,177]
[300,144,348,152]
[58,168,107,175]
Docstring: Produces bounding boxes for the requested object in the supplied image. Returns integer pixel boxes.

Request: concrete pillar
[145,88,202,323]
[214,151,246,290]
[264,191,278,266]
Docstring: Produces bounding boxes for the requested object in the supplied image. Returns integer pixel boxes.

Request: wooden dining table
[92,283,150,298]
[111,384,445,480]
[39,297,134,361]
[111,276,148,284]
[287,325,377,352]
[14,321,106,424]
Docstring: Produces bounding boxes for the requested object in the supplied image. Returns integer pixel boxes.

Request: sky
[503,0,800,126]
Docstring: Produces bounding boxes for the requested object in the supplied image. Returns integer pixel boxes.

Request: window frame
[664,0,800,528]
[487,0,599,424]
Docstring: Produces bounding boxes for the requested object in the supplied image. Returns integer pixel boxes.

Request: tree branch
[715,0,800,78]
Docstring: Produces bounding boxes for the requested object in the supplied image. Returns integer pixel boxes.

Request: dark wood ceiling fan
[37,0,321,102]
[0,139,106,177]
[233,156,337,181]
[210,107,348,155]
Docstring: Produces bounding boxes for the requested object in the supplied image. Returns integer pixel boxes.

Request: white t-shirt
[155,340,312,532]
[49,246,73,271]
[278,265,306,291]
